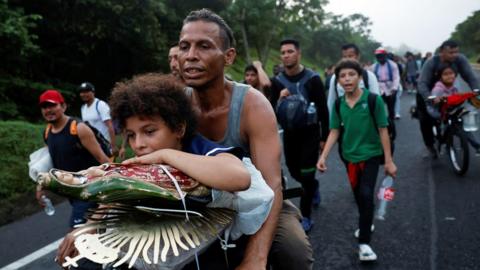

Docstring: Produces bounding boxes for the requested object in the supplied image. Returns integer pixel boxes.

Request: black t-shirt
[44,118,99,171]
[270,68,329,141]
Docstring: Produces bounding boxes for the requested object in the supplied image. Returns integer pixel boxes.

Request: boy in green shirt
[317,59,397,262]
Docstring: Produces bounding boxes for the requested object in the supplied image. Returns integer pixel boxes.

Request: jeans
[283,126,320,219]
[182,200,314,270]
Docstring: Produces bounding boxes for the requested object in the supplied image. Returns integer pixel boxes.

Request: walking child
[316,59,397,261]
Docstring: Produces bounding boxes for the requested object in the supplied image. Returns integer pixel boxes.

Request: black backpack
[334,93,395,163]
[275,69,319,130]
[44,118,112,157]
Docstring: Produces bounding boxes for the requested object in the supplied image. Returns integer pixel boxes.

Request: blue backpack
[275,69,319,130]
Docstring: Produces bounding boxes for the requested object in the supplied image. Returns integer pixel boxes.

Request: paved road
[1,92,480,269]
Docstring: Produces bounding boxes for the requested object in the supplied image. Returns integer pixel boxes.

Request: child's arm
[316,129,339,172]
[378,127,397,177]
[123,149,250,192]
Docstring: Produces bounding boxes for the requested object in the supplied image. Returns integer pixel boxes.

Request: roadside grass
[0,121,46,225]
[0,120,134,225]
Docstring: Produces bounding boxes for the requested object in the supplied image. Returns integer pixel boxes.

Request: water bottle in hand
[375,176,394,220]
[41,195,55,216]
[307,102,317,125]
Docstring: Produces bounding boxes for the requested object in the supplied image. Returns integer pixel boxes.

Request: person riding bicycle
[427,63,459,119]
[417,40,480,157]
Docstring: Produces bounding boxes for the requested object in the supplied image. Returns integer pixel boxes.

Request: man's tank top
[185,82,250,155]
[45,118,100,172]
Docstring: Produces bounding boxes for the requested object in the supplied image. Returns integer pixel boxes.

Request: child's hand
[122,149,168,165]
[316,156,327,172]
[384,160,397,178]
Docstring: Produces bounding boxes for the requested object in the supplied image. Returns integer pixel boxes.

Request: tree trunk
[240,8,251,64]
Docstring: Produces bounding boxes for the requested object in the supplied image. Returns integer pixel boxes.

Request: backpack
[275,69,319,130]
[334,70,370,99]
[44,118,112,157]
[374,61,393,82]
[334,93,395,163]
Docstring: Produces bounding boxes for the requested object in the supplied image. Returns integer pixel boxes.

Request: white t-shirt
[81,98,111,142]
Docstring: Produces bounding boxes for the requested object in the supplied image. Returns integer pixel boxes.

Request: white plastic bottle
[375,176,394,220]
[307,102,317,125]
[41,195,55,216]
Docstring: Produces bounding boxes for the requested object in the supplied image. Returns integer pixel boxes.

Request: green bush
[0,121,44,200]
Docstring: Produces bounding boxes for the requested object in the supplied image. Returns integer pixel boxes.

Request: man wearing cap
[38,90,109,228]
[371,47,400,121]
[38,89,109,268]
[78,82,118,157]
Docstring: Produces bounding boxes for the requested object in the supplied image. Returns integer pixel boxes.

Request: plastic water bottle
[41,195,55,216]
[375,176,394,220]
[307,102,317,125]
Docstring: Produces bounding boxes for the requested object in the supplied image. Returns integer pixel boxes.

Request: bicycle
[428,89,480,175]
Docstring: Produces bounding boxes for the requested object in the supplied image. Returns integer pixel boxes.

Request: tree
[451,10,480,61]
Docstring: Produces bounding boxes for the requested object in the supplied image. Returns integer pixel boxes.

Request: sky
[325,0,480,53]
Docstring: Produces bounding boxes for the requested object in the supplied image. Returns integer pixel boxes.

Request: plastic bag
[208,157,274,240]
[28,147,53,182]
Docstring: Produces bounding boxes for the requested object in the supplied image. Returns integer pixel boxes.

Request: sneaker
[354,225,375,238]
[312,189,321,208]
[301,217,313,232]
[395,114,401,120]
[359,244,377,261]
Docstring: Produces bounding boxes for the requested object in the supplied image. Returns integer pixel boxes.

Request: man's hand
[118,146,126,160]
[111,144,119,157]
[433,96,442,105]
[384,160,397,178]
[56,231,78,268]
[36,185,45,207]
[252,60,263,69]
[279,88,290,99]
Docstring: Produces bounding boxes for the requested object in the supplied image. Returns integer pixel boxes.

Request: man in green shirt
[317,59,397,262]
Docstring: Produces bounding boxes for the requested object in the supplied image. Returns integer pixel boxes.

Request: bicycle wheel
[446,129,469,175]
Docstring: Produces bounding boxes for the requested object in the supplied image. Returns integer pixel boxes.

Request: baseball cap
[39,89,65,105]
[374,47,387,55]
[78,82,95,92]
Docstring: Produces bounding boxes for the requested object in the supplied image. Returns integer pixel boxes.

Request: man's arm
[104,119,117,155]
[253,61,272,91]
[367,70,380,95]
[391,60,401,91]
[418,57,435,99]
[457,54,480,90]
[237,88,282,269]
[310,76,329,142]
[77,123,109,164]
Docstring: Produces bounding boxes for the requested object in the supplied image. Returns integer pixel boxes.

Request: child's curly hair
[109,73,196,144]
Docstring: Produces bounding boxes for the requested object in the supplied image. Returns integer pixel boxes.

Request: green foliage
[451,10,480,60]
[0,121,44,201]
[1,0,382,123]
[0,0,41,75]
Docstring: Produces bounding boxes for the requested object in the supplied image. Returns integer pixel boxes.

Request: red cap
[374,47,387,55]
[39,89,65,105]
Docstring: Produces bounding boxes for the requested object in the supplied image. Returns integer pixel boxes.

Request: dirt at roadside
[0,191,65,226]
